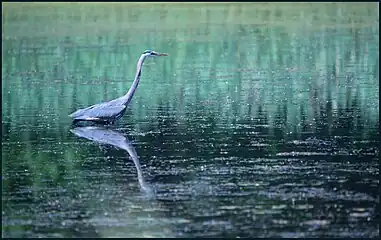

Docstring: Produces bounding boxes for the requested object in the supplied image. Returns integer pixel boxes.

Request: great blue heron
[69,50,168,124]
[70,126,152,194]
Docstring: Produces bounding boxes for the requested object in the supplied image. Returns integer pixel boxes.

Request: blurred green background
[2,2,379,132]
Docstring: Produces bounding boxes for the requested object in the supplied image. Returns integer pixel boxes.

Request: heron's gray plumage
[69,50,168,124]
[69,102,126,121]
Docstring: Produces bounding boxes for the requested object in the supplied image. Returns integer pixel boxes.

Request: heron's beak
[153,51,168,56]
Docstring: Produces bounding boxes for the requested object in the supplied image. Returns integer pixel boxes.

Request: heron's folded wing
[69,107,90,118]
[85,105,127,119]
[68,103,102,118]
[70,104,126,119]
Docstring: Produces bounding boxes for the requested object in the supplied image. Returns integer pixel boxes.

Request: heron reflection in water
[70,126,152,194]
[69,50,168,125]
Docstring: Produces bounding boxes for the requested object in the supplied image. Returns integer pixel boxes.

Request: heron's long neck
[121,54,147,105]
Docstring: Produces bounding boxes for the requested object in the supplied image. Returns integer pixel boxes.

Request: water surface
[2,2,379,238]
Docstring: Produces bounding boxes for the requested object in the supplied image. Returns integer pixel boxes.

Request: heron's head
[143,50,168,57]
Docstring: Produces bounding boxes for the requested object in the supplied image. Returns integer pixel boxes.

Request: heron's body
[69,50,168,124]
[69,97,128,124]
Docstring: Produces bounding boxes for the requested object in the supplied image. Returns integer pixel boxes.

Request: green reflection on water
[2,2,379,238]
[2,3,379,130]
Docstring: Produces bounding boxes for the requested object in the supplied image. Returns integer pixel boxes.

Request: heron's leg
[72,119,82,125]
[100,119,113,125]
[87,119,107,125]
